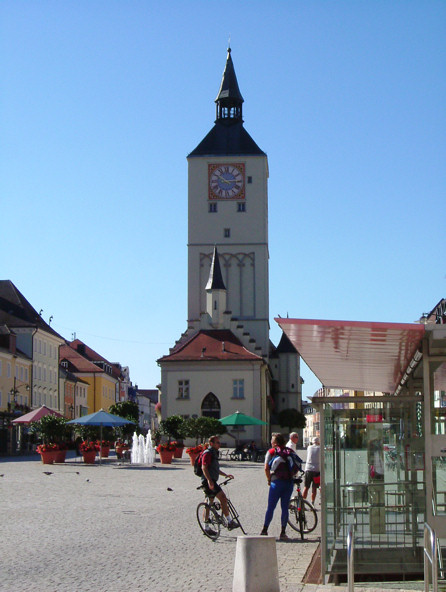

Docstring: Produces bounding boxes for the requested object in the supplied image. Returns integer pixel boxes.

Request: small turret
[206,246,227,327]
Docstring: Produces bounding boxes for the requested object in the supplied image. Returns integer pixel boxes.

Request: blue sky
[1,1,444,400]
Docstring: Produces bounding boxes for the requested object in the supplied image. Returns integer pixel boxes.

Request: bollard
[233,535,280,592]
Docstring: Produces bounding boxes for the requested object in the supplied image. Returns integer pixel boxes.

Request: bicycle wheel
[227,501,247,535]
[287,497,301,533]
[196,502,220,540]
[288,497,318,535]
[301,499,318,533]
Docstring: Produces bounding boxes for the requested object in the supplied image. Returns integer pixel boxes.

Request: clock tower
[158,48,302,437]
[187,48,270,355]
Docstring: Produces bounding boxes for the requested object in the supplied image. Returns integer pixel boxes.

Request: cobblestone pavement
[0,453,423,592]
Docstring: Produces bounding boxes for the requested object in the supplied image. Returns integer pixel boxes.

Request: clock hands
[215,175,233,185]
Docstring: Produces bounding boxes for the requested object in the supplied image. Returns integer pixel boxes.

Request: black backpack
[194,448,210,477]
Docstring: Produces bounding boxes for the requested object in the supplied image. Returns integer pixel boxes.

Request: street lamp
[9,377,30,411]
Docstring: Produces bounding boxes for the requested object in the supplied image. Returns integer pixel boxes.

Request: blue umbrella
[67,409,136,462]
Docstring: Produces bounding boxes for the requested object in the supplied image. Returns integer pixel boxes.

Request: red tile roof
[60,344,103,373]
[158,330,263,363]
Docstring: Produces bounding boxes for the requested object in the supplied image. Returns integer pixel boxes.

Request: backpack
[193,448,210,477]
[268,447,302,480]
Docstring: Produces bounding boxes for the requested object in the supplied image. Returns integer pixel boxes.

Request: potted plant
[54,442,68,463]
[36,443,58,464]
[185,443,207,465]
[171,441,184,459]
[159,416,186,458]
[32,415,68,463]
[80,441,98,464]
[156,442,176,464]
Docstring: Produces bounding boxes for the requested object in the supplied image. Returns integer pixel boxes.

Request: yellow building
[60,342,119,413]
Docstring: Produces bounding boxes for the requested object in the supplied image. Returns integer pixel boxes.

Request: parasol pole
[99,424,103,465]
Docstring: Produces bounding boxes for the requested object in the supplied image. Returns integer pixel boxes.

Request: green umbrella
[220,411,267,426]
[220,411,267,447]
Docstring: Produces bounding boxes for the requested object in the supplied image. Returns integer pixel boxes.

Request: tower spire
[205,246,226,290]
[215,47,244,125]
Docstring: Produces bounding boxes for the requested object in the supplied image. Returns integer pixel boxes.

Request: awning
[275,318,425,394]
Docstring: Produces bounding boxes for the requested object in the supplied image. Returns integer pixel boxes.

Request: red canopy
[276,317,425,393]
[12,405,63,424]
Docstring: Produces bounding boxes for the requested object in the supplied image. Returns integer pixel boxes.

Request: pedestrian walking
[302,437,320,505]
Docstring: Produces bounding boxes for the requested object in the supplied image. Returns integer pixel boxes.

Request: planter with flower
[186,444,207,466]
[37,443,58,464]
[171,441,185,459]
[31,415,69,464]
[156,442,176,464]
[159,416,186,460]
[96,440,111,458]
[80,441,98,464]
[54,442,68,463]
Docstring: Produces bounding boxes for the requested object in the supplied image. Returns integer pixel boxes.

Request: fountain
[130,430,155,465]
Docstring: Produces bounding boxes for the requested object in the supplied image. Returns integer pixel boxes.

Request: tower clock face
[208,163,245,200]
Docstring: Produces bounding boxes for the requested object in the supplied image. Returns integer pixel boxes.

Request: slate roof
[157,330,263,363]
[215,47,244,104]
[0,280,64,339]
[188,48,265,157]
[205,246,226,290]
[276,332,298,354]
[188,121,265,157]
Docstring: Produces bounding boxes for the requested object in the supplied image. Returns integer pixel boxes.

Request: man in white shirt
[286,432,299,452]
[302,437,321,505]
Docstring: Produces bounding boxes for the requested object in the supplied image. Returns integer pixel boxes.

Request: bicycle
[287,471,318,540]
[196,477,247,540]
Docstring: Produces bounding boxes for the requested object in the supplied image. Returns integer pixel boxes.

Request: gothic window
[209,203,217,213]
[224,228,230,238]
[237,202,246,212]
[201,392,221,419]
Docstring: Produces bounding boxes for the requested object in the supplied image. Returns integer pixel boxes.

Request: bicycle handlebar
[196,476,234,491]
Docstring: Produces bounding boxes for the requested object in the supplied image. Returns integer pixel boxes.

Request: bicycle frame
[196,478,246,539]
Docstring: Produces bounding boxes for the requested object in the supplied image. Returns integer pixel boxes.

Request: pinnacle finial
[228,34,231,51]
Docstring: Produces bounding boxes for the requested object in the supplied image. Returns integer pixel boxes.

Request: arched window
[201,392,221,419]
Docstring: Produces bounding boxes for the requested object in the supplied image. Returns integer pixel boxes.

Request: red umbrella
[12,405,63,424]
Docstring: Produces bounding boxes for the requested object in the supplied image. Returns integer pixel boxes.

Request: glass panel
[432,362,446,435]
[323,399,425,580]
[432,457,446,515]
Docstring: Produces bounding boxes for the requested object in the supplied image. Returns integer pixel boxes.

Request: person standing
[286,432,299,452]
[260,433,295,540]
[302,437,321,505]
[201,435,235,534]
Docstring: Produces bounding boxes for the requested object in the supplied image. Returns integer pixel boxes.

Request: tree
[108,401,139,438]
[183,416,226,444]
[159,415,185,443]
[30,415,68,444]
[277,408,306,432]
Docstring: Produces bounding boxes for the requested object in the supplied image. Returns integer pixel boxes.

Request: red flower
[186,444,207,454]
[156,443,176,452]
[80,441,99,453]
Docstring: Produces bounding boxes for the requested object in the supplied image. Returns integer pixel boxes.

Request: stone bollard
[233,535,280,592]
